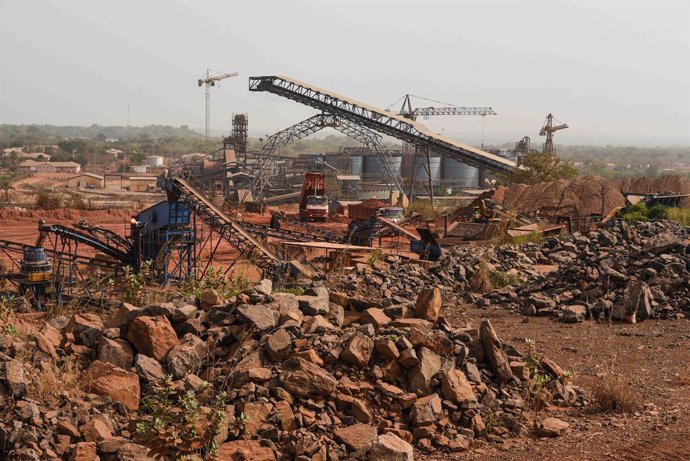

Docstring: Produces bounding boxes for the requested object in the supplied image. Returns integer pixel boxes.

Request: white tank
[442,157,479,188]
[350,156,364,176]
[414,156,442,184]
[364,155,402,181]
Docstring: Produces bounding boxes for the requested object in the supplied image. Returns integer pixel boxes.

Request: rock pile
[330,220,690,324]
[0,281,582,460]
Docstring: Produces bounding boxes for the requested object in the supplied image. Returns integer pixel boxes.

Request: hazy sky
[1,0,689,147]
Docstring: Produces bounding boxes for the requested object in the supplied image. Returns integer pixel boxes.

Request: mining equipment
[299,173,328,222]
[198,68,238,145]
[539,114,569,155]
[12,247,55,310]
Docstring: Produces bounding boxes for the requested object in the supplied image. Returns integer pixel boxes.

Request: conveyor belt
[249,76,516,173]
[37,224,132,265]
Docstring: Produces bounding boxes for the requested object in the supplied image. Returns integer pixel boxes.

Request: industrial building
[19,160,81,174]
[67,173,104,189]
[129,176,158,192]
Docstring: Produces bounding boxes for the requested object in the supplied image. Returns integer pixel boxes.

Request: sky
[1,0,689,147]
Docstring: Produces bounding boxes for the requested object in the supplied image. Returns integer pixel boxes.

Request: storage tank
[325,154,348,172]
[364,155,402,181]
[350,156,364,176]
[442,158,479,189]
[480,169,498,189]
[414,156,442,184]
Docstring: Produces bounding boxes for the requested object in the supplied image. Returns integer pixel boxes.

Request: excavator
[539,114,569,155]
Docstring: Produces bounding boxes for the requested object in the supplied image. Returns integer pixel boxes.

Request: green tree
[499,152,579,185]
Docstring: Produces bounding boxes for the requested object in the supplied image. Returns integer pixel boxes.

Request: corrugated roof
[71,173,104,180]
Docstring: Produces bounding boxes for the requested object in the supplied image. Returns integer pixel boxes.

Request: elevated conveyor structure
[37,223,132,266]
[248,76,516,172]
[159,176,285,277]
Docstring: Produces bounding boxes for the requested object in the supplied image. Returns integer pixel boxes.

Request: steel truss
[251,112,403,200]
[248,76,515,174]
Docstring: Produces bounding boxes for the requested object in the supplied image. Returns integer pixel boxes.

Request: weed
[135,376,228,460]
[591,374,638,413]
[123,261,150,305]
[489,270,521,289]
[181,267,250,300]
[35,189,62,210]
[523,338,554,414]
[367,248,382,267]
[470,261,493,293]
[273,285,305,296]
[507,231,543,245]
[0,295,18,335]
[406,199,439,220]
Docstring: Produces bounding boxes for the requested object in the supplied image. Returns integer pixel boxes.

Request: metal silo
[350,156,364,176]
[414,156,442,184]
[363,155,402,181]
[442,157,479,188]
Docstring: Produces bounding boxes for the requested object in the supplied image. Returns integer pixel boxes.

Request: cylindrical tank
[414,156,442,184]
[350,156,364,176]
[325,154,347,172]
[21,247,52,281]
[364,155,402,181]
[480,169,498,189]
[442,158,479,188]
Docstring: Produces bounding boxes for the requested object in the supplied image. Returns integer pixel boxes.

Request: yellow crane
[198,69,238,146]
[539,113,568,155]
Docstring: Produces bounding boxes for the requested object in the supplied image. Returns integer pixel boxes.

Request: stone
[280,357,337,397]
[361,308,391,329]
[538,417,570,437]
[397,348,419,368]
[32,331,58,362]
[561,305,586,323]
[126,316,179,362]
[329,291,348,307]
[172,304,198,323]
[82,360,140,411]
[297,295,329,315]
[441,369,477,403]
[66,313,104,347]
[375,338,399,360]
[108,302,139,329]
[4,359,28,398]
[135,354,165,383]
[199,288,223,308]
[274,400,296,431]
[167,333,207,378]
[643,232,683,255]
[479,319,513,384]
[80,418,112,442]
[69,442,98,461]
[334,424,377,451]
[351,398,373,423]
[369,432,414,461]
[415,287,442,321]
[98,337,134,370]
[408,347,443,394]
[292,349,325,367]
[613,278,653,323]
[236,304,276,330]
[340,332,374,367]
[302,315,336,333]
[255,279,273,296]
[410,393,442,424]
[242,402,273,436]
[266,329,291,361]
[390,318,434,330]
[117,443,151,460]
[57,420,81,438]
[217,440,276,461]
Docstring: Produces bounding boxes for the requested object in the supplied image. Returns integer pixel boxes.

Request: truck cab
[303,195,328,222]
[299,173,328,222]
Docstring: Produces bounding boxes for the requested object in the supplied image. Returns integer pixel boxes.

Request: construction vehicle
[299,173,328,222]
[539,114,569,155]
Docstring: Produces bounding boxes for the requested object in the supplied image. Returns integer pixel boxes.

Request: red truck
[299,173,328,222]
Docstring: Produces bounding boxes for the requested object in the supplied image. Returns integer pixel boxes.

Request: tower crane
[397,94,496,120]
[539,113,569,155]
[198,69,238,146]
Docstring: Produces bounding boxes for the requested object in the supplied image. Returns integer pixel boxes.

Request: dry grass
[591,373,639,413]
[28,361,82,404]
[471,261,493,293]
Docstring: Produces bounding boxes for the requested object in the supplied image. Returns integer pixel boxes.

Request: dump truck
[299,172,328,222]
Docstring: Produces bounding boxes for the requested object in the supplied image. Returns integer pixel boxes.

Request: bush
[591,374,638,413]
[35,190,62,210]
[406,199,438,220]
[647,205,668,220]
[666,207,690,226]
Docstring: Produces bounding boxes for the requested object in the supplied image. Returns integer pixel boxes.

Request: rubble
[0,276,588,461]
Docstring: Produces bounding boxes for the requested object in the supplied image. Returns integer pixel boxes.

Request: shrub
[647,205,668,220]
[35,190,62,210]
[591,374,638,413]
[406,199,438,220]
[667,207,690,226]
[470,261,492,293]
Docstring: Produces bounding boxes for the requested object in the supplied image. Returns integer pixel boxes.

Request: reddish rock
[291,349,325,367]
[265,328,291,361]
[166,333,207,378]
[66,313,104,347]
[80,417,112,442]
[33,331,58,362]
[126,316,179,362]
[375,338,400,359]
[415,287,442,321]
[274,400,296,431]
[361,308,391,329]
[242,402,273,436]
[340,332,374,367]
[408,347,443,393]
[217,440,276,461]
[410,393,442,424]
[397,348,419,368]
[199,288,223,308]
[538,417,570,437]
[441,369,477,403]
[351,398,373,423]
[369,432,414,461]
[69,442,98,461]
[98,337,134,370]
[82,360,140,411]
[107,302,139,329]
[280,357,337,398]
[334,423,378,451]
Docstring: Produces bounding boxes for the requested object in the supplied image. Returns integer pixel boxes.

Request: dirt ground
[421,305,690,461]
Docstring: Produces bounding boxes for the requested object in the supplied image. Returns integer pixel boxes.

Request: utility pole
[198,69,238,148]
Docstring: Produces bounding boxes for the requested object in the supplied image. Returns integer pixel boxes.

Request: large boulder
[98,337,134,370]
[126,316,179,362]
[415,287,442,321]
[65,313,104,348]
[408,347,443,393]
[334,424,377,452]
[341,332,374,367]
[369,432,414,461]
[236,304,276,330]
[441,369,477,403]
